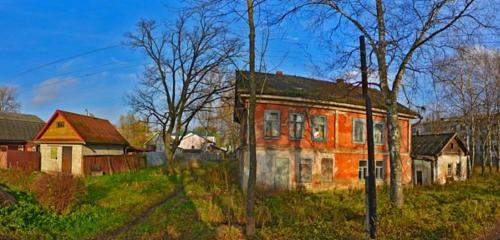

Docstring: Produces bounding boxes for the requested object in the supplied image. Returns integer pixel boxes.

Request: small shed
[0,112,45,151]
[34,110,129,175]
[412,133,468,185]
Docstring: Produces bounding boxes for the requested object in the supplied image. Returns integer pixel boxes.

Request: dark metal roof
[235,71,418,116]
[0,112,45,142]
[412,133,467,157]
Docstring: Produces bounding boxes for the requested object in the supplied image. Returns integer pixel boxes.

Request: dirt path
[94,184,186,240]
[475,219,500,240]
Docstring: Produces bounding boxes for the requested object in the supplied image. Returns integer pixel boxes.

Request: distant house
[234,71,418,190]
[0,112,45,151]
[412,133,468,185]
[34,110,129,175]
[144,132,217,152]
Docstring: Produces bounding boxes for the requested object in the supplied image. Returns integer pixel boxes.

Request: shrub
[215,225,244,240]
[30,174,86,214]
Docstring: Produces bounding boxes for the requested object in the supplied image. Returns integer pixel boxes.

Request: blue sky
[0,1,497,124]
[0,0,324,124]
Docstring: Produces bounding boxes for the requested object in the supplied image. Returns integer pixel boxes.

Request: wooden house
[411,133,468,185]
[0,112,45,151]
[234,71,419,190]
[34,110,129,175]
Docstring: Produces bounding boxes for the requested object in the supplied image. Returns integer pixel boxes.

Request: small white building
[412,133,468,185]
[144,132,216,152]
[34,110,129,175]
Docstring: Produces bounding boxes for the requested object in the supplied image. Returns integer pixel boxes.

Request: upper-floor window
[289,113,304,140]
[264,110,280,138]
[311,116,327,142]
[374,122,384,144]
[56,121,65,128]
[353,119,365,143]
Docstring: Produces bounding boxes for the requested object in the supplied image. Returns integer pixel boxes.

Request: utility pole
[360,35,377,239]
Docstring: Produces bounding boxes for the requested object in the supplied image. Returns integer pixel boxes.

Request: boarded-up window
[50,147,57,159]
[289,113,304,140]
[264,110,280,138]
[353,119,365,143]
[321,158,333,183]
[374,122,384,144]
[300,158,312,183]
[56,121,65,128]
[311,116,326,142]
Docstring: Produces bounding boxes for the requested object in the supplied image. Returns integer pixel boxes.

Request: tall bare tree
[280,0,489,207]
[0,86,21,112]
[126,11,241,174]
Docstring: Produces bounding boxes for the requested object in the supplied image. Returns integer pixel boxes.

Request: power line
[10,44,122,78]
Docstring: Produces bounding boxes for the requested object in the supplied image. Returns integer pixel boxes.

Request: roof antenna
[85,109,89,116]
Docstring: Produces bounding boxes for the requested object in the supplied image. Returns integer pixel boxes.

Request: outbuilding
[34,110,129,175]
[412,133,468,185]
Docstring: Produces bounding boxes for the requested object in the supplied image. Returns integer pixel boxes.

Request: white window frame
[288,112,305,140]
[264,110,281,139]
[373,122,385,145]
[352,119,365,144]
[311,115,327,142]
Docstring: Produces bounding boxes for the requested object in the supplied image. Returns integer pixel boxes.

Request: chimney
[276,71,283,76]
[336,78,345,84]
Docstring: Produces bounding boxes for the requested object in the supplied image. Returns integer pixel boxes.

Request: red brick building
[234,71,418,190]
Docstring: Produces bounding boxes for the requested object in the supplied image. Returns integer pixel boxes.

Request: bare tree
[0,86,21,112]
[126,11,241,174]
[279,0,491,207]
[433,47,500,176]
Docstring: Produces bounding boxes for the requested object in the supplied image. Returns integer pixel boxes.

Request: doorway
[416,170,423,186]
[62,146,72,174]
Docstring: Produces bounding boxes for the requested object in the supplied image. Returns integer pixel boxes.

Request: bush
[30,174,86,214]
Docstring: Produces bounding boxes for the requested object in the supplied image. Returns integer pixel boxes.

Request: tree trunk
[163,131,174,175]
[245,0,257,238]
[386,101,404,208]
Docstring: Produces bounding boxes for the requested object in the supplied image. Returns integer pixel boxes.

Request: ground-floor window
[300,158,312,183]
[456,162,461,177]
[447,163,453,176]
[321,158,333,183]
[359,160,384,180]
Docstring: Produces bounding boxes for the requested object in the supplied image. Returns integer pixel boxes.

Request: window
[50,147,57,159]
[311,116,326,142]
[447,163,453,176]
[359,160,384,180]
[456,162,461,176]
[375,161,384,180]
[374,122,384,144]
[56,121,65,128]
[353,119,365,143]
[450,144,454,149]
[321,158,333,183]
[300,158,312,183]
[289,113,304,140]
[264,110,280,138]
[358,160,367,179]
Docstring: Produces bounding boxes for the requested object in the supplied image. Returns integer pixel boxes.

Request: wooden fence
[82,154,146,176]
[0,150,41,172]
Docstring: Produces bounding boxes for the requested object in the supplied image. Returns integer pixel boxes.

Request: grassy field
[0,163,499,239]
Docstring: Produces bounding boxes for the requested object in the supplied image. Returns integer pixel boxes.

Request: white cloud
[31,77,79,105]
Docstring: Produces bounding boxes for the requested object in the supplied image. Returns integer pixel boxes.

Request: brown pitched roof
[0,112,45,142]
[35,110,129,146]
[412,133,468,157]
[235,71,418,116]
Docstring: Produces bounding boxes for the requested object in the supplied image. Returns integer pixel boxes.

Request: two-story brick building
[234,71,418,190]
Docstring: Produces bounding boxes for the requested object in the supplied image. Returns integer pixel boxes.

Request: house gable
[35,113,84,144]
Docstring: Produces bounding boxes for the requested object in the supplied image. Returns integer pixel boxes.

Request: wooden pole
[360,35,377,239]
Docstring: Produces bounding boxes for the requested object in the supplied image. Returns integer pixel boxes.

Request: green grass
[1,164,499,239]
[0,167,178,239]
[122,163,500,240]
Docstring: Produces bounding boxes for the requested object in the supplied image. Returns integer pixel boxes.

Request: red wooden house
[234,71,418,190]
